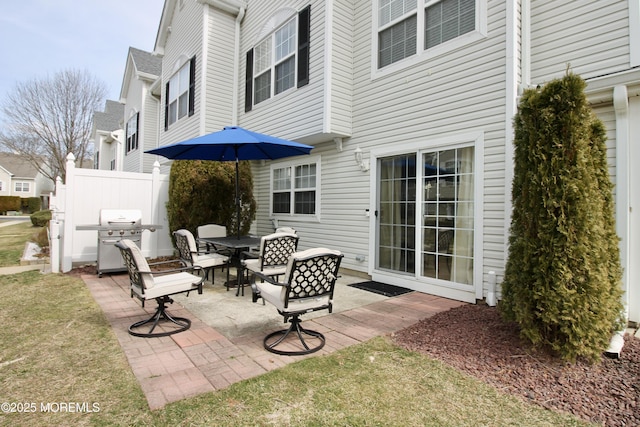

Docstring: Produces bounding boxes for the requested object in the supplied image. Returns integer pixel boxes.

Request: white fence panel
[51,154,174,272]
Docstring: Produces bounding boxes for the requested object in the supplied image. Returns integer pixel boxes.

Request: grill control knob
[119,230,125,235]
[130,230,136,235]
[107,230,113,236]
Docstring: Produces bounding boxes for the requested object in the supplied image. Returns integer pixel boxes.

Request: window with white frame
[245,6,310,111]
[271,160,318,216]
[254,18,297,104]
[0,181,4,191]
[164,56,195,130]
[14,182,30,192]
[126,112,139,153]
[377,0,479,70]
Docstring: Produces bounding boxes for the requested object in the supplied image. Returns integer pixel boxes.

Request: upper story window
[245,6,310,112]
[126,112,139,154]
[376,0,483,72]
[271,157,319,217]
[164,56,196,130]
[14,182,30,192]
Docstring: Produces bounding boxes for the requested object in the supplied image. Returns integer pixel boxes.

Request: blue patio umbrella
[146,126,313,238]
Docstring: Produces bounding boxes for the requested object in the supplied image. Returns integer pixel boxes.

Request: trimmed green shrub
[500,73,624,362]
[30,210,52,227]
[0,196,21,214]
[25,197,41,213]
[166,160,256,238]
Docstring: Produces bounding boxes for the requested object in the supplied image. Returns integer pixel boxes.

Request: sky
[0,0,164,116]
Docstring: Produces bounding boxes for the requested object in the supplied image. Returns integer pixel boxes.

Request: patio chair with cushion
[275,226,296,234]
[250,247,343,355]
[242,232,299,296]
[115,239,204,338]
[174,229,230,283]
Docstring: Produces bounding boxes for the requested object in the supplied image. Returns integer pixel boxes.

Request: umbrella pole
[235,158,240,239]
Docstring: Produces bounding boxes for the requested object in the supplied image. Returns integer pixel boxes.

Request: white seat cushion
[194,253,228,268]
[256,280,331,313]
[133,272,202,300]
[243,258,286,277]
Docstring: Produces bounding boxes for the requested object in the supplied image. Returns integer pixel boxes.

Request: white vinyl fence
[49,153,174,273]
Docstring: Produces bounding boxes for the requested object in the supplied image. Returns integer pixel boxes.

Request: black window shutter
[188,55,196,117]
[125,119,130,151]
[164,82,170,131]
[245,49,254,112]
[297,5,310,88]
[134,112,139,150]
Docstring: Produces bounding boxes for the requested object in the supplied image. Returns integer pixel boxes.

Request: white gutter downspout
[502,0,524,301]
[231,6,246,125]
[605,85,630,359]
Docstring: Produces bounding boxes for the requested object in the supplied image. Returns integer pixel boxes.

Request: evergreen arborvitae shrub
[166,160,256,238]
[500,73,624,362]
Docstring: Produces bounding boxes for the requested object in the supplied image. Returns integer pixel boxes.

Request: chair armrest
[241,250,259,260]
[251,271,287,287]
[144,260,203,276]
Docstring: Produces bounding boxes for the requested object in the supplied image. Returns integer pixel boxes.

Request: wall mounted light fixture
[354,146,370,172]
[354,147,370,171]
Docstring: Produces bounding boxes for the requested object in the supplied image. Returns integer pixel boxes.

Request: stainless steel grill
[76,209,161,277]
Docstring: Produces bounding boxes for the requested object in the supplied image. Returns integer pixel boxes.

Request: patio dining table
[198,235,261,296]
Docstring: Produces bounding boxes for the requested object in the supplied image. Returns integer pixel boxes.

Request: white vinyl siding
[203,7,236,133]
[530,1,630,83]
[240,0,325,140]
[158,0,201,152]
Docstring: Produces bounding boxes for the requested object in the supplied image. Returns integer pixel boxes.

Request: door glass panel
[421,147,474,284]
[377,154,417,274]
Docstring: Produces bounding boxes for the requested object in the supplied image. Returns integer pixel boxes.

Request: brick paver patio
[81,272,465,410]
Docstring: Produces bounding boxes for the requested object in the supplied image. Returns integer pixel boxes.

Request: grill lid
[99,209,142,227]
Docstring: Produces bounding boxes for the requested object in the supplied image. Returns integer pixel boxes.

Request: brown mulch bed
[392,304,640,426]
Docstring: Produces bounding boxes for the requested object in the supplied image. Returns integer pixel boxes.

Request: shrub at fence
[30,210,52,227]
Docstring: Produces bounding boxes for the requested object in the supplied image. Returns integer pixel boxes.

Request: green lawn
[0,224,593,426]
[0,221,41,267]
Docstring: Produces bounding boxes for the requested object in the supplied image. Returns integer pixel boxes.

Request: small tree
[0,69,107,183]
[166,160,256,237]
[501,72,624,362]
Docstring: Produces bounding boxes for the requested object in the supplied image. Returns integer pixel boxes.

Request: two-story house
[0,152,54,210]
[142,0,640,323]
[91,100,125,171]
[91,47,162,173]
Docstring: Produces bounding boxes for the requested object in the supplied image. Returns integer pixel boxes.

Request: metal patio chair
[174,229,230,284]
[250,247,343,355]
[115,239,204,338]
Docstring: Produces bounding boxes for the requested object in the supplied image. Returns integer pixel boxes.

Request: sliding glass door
[376,146,474,286]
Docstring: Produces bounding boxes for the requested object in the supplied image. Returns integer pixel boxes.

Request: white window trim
[168,58,191,126]
[126,113,138,154]
[269,154,321,222]
[253,13,299,106]
[369,131,484,299]
[14,181,31,193]
[371,0,488,79]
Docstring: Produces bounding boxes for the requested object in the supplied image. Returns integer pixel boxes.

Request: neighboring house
[120,47,163,173]
[0,152,55,210]
[136,0,639,323]
[91,48,162,173]
[91,100,125,171]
